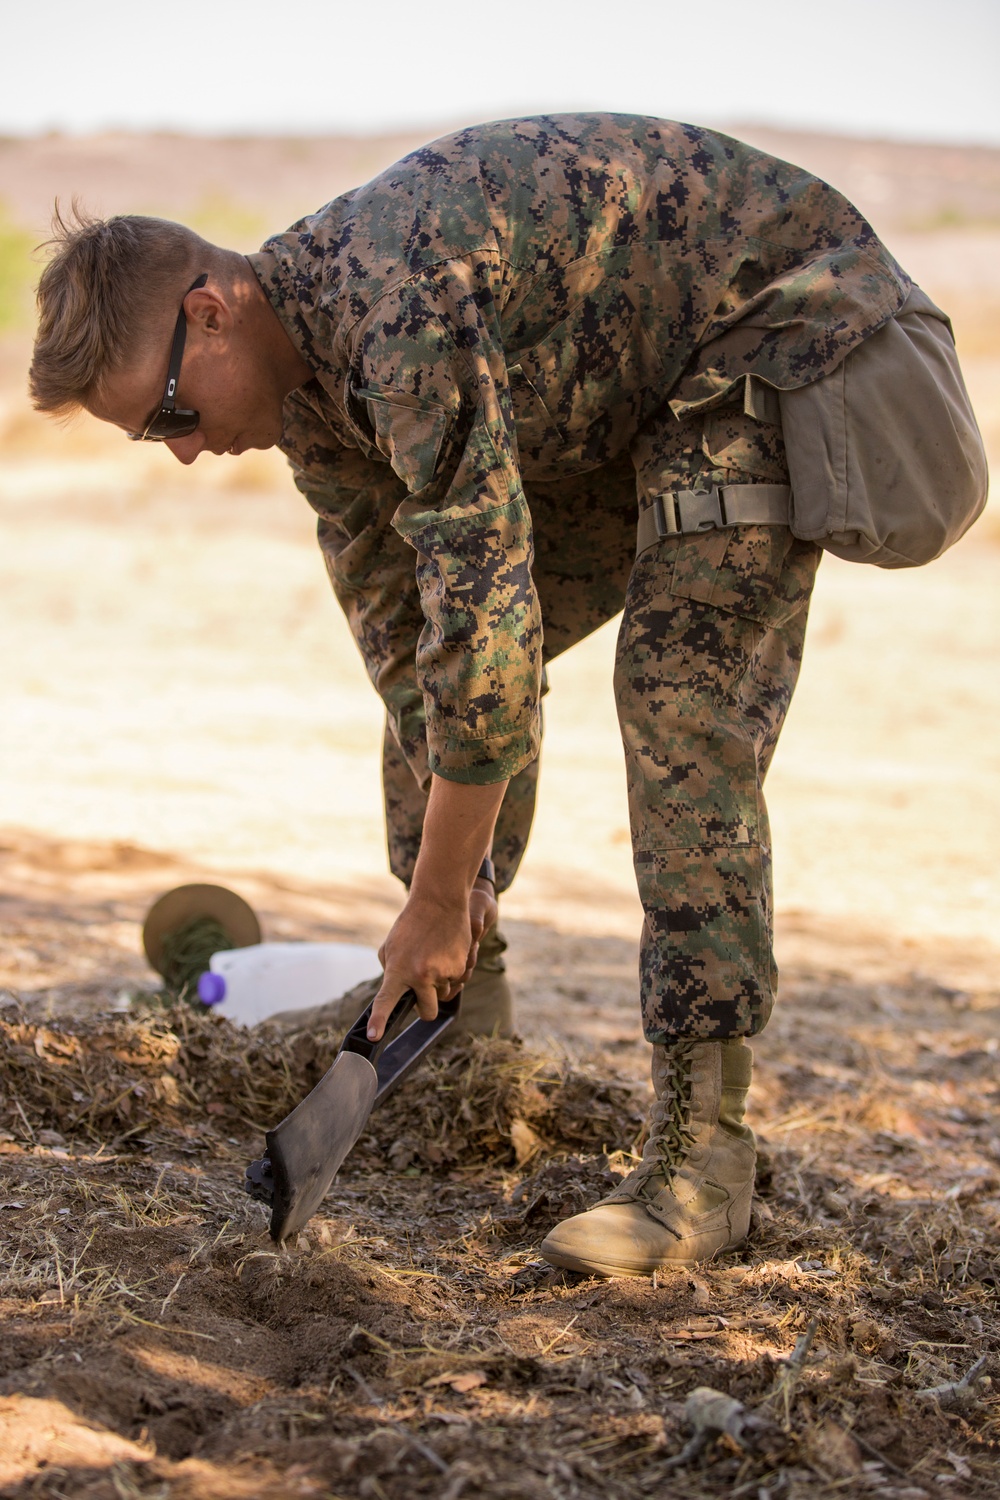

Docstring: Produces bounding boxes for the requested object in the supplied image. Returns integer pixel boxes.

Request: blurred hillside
[1,121,999,237]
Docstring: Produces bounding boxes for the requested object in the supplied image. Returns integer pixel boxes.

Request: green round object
[142,883,261,977]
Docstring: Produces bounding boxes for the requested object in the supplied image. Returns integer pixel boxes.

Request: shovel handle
[340,989,418,1063]
[373,992,461,1103]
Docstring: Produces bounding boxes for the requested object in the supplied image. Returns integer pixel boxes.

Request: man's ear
[184,285,232,340]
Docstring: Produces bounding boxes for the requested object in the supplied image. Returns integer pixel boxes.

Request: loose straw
[159,917,235,1006]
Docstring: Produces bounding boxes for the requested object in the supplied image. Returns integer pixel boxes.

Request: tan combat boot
[539,1038,755,1276]
[266,922,514,1039]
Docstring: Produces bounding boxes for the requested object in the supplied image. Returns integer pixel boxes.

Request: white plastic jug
[196,941,382,1027]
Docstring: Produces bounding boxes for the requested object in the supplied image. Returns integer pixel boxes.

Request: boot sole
[540,1237,746,1279]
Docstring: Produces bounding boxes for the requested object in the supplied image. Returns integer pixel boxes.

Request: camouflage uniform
[250,115,908,1042]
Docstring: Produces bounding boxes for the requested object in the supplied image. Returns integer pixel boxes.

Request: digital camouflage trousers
[381,401,822,1042]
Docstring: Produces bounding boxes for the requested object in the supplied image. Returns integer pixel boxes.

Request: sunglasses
[128,274,208,441]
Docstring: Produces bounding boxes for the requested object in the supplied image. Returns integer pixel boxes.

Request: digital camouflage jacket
[249,114,909,787]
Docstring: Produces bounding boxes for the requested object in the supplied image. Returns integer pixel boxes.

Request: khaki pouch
[779,286,988,568]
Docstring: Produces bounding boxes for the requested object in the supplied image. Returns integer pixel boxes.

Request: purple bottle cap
[198,971,227,1006]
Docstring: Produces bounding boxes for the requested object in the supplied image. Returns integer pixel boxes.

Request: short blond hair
[29,207,218,416]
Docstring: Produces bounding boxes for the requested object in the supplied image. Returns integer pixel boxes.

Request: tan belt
[636,484,792,558]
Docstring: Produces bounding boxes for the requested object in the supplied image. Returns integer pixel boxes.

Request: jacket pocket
[347,384,451,495]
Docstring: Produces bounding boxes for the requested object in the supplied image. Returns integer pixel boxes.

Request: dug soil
[1,866,999,1498]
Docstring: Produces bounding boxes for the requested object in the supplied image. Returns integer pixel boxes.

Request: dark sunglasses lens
[129,408,200,442]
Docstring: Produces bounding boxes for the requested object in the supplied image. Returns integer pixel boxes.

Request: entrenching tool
[244,990,461,1242]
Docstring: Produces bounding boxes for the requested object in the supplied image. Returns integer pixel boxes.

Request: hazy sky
[6,0,1000,145]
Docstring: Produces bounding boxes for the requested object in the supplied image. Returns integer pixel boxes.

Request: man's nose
[165,431,207,465]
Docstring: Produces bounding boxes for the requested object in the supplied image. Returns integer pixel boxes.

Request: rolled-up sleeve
[280,390,429,785]
[346,261,543,784]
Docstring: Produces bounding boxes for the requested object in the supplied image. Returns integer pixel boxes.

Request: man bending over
[29,115,986,1276]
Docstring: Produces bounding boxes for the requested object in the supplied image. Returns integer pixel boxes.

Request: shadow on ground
[1,830,999,1497]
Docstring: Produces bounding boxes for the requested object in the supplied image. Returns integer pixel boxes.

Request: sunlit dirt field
[1,125,999,1498]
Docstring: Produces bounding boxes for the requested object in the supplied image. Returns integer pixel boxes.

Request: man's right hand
[370,891,473,1039]
[366,773,507,1041]
[368,875,499,1039]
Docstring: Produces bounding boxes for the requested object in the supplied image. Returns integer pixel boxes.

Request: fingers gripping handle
[341,989,417,1062]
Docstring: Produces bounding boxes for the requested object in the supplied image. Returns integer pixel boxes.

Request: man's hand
[367,774,507,1041]
[370,878,498,1038]
[466,877,499,974]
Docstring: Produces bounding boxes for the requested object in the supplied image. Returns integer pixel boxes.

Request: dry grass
[1,978,998,1499]
[0,1004,644,1163]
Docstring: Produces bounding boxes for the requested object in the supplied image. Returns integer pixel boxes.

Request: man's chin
[225,433,275,457]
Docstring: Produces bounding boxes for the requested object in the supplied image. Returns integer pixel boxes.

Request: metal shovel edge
[245,989,461,1243]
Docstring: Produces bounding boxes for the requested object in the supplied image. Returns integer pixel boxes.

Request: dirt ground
[1,125,999,1497]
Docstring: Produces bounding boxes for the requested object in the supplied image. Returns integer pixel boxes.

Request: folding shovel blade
[244,988,461,1243]
[264,1050,378,1244]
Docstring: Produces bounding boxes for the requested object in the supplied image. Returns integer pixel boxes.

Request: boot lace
[617,1043,698,1204]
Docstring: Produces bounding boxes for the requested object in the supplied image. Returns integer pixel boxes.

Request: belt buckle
[674,487,725,532]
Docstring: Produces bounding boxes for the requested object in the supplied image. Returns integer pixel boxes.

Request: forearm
[367,772,508,1039]
[410,773,509,906]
